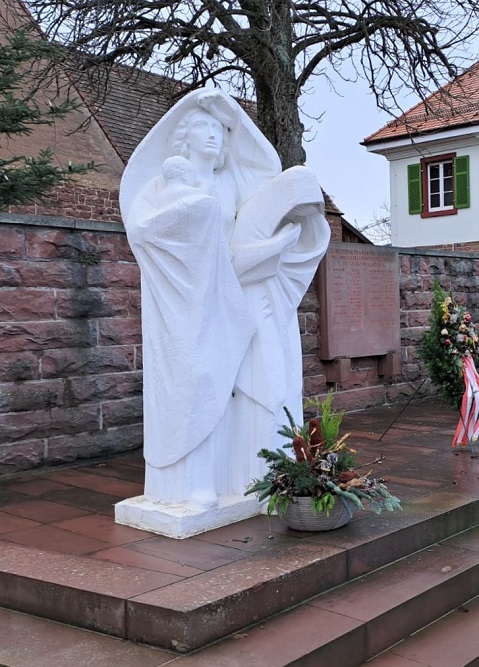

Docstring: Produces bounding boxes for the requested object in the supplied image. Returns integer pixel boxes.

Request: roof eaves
[341,218,372,244]
[362,116,479,147]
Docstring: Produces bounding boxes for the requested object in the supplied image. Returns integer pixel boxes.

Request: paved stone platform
[1,396,479,666]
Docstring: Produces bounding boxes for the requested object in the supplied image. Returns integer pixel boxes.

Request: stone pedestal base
[114,494,262,539]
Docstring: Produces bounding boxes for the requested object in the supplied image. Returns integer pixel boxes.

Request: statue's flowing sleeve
[230,166,331,417]
[124,186,254,467]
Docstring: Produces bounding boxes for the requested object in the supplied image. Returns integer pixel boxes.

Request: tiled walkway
[0,396,467,578]
[0,395,478,666]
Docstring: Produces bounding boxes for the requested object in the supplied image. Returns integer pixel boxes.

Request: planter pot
[281,496,357,531]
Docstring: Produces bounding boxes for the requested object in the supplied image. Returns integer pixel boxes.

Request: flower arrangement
[421,280,479,410]
[245,393,401,521]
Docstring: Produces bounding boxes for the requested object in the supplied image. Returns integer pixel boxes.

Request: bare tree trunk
[252,0,305,170]
[255,74,305,169]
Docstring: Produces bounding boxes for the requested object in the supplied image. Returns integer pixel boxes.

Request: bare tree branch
[23,0,479,168]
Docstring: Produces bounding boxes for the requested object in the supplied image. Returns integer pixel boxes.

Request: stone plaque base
[115,494,262,539]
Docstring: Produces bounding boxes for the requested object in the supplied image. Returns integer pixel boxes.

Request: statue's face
[185,111,224,159]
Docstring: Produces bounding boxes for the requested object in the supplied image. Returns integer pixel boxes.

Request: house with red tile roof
[363,63,479,249]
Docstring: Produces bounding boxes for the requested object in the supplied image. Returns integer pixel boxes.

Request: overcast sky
[299,72,416,234]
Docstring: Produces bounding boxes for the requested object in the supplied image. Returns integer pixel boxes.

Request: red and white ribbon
[453,355,479,447]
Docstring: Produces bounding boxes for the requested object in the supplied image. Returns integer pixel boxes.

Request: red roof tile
[363,62,479,145]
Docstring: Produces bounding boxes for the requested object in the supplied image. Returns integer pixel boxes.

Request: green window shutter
[455,155,470,209]
[407,163,422,214]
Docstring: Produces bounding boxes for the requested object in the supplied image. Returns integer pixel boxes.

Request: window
[408,153,470,217]
[428,160,453,211]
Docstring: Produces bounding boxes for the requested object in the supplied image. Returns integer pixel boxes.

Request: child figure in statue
[161,156,197,200]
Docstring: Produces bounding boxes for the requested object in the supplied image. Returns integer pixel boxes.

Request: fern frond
[311,492,336,516]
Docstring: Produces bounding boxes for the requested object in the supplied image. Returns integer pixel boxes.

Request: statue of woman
[119,90,330,517]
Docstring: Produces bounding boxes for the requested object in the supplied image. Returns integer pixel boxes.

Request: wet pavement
[0,395,478,666]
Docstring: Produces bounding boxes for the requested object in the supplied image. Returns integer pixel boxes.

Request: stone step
[0,607,175,667]
[2,531,479,666]
[1,493,478,652]
[0,492,479,656]
[363,594,479,667]
[162,524,479,666]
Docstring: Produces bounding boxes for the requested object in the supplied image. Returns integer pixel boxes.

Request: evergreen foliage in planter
[245,394,401,530]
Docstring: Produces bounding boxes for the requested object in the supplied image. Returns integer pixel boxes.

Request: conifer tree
[0,29,92,210]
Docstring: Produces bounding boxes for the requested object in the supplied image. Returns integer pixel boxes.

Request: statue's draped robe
[120,90,331,506]
[126,188,254,470]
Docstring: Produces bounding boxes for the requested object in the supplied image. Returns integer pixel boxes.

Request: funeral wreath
[421,280,479,410]
[421,280,479,450]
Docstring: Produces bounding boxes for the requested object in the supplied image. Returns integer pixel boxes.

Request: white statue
[115,90,330,537]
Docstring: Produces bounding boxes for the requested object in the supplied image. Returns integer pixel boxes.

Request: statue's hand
[197,91,238,129]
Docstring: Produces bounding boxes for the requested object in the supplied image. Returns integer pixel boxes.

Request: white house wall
[386,136,479,247]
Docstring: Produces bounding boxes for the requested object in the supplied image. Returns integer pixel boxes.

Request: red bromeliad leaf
[338,471,357,483]
[308,418,325,453]
[293,435,313,462]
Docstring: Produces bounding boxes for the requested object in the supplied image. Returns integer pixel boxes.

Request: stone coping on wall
[2,213,477,260]
[0,212,126,234]
[389,244,478,259]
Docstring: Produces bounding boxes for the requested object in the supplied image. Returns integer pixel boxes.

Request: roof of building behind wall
[74,62,258,165]
[72,60,371,243]
[74,64,184,163]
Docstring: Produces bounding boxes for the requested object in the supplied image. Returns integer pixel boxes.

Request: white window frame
[427,160,454,212]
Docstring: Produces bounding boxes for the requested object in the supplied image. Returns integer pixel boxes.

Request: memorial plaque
[317,243,400,361]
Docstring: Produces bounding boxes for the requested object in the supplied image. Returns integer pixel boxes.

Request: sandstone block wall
[1,216,475,473]
[10,184,122,223]
[0,217,142,474]
[300,248,479,414]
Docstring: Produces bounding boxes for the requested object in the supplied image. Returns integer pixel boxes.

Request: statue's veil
[119,89,282,222]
